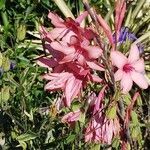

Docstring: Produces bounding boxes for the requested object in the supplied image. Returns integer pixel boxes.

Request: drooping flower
[85,116,120,144]
[61,109,81,124]
[85,86,120,144]
[111,44,149,93]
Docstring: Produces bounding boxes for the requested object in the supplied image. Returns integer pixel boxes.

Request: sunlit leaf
[131,111,139,124]
[106,106,117,119]
[16,132,38,142]
[2,57,10,71]
[112,138,120,149]
[17,24,26,41]
[65,134,76,144]
[17,141,27,150]
[1,86,10,102]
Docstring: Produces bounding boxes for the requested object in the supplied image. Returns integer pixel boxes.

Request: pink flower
[41,11,88,43]
[111,44,149,93]
[50,38,104,71]
[85,117,120,144]
[85,86,120,144]
[61,110,81,124]
[42,69,102,107]
[43,72,82,107]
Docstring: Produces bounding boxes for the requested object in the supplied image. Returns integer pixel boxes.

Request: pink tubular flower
[111,44,149,93]
[41,11,88,43]
[85,86,120,144]
[85,117,120,144]
[42,68,102,107]
[43,72,82,107]
[61,110,81,124]
[50,38,104,71]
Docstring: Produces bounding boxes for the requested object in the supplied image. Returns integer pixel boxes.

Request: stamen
[123,63,133,73]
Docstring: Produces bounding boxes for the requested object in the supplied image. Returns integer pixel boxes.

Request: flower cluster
[38,0,149,148]
[38,11,104,107]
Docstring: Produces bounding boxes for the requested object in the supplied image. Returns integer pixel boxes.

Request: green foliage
[106,105,117,119]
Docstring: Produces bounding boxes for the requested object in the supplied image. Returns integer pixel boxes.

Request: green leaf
[17,141,27,150]
[90,144,100,150]
[16,132,38,142]
[137,95,142,106]
[17,24,26,41]
[11,131,17,140]
[65,134,76,144]
[79,112,85,124]
[0,0,5,9]
[72,101,81,111]
[2,57,10,71]
[131,111,139,124]
[112,138,120,149]
[123,94,131,105]
[54,0,75,19]
[106,106,117,119]
[131,126,140,139]
[1,86,10,102]
[0,52,2,67]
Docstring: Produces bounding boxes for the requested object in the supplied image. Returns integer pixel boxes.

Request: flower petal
[61,110,81,123]
[65,76,82,107]
[44,73,71,91]
[62,31,77,43]
[114,69,123,81]
[91,75,103,83]
[121,73,133,93]
[59,53,75,64]
[131,71,148,89]
[96,14,113,45]
[111,51,127,69]
[128,44,140,63]
[37,57,58,68]
[39,26,53,42]
[132,58,145,73]
[84,46,102,59]
[75,11,88,24]
[50,28,67,40]
[87,61,104,71]
[48,12,65,27]
[50,41,75,55]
